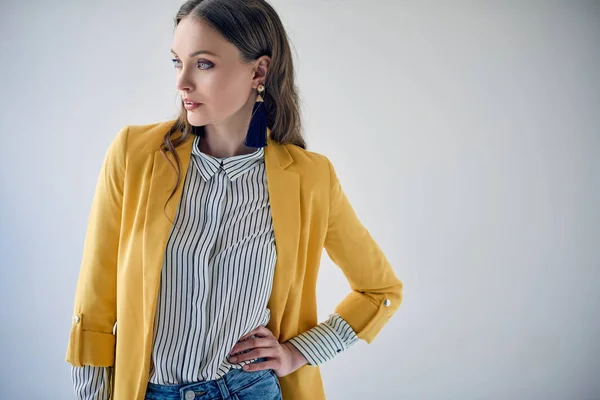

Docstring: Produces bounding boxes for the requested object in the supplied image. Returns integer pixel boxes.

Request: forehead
[172,17,236,59]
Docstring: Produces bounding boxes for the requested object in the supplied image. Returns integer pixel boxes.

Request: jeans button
[185,390,195,400]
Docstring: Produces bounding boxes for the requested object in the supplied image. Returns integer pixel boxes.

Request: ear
[251,55,271,87]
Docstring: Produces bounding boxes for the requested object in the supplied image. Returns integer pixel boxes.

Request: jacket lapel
[142,134,194,340]
[264,135,300,338]
[141,128,300,341]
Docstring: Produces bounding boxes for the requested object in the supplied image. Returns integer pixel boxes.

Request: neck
[198,132,256,158]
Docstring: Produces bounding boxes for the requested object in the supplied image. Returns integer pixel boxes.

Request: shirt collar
[191,135,264,181]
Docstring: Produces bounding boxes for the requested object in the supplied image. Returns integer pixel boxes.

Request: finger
[242,357,280,372]
[230,346,278,364]
[238,325,272,342]
[237,328,260,343]
[247,325,273,339]
[229,337,276,356]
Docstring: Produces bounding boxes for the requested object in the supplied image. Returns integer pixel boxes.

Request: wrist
[282,341,309,369]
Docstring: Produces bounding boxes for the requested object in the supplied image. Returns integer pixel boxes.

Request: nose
[176,71,195,93]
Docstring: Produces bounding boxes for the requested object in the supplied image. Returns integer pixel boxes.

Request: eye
[171,58,214,70]
[197,60,214,70]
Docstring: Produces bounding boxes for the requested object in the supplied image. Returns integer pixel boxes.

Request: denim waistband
[145,357,274,400]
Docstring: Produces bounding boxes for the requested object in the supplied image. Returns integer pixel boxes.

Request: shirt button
[383,299,391,307]
[185,390,195,400]
[73,315,80,324]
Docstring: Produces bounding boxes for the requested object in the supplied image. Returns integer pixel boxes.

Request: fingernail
[229,356,237,362]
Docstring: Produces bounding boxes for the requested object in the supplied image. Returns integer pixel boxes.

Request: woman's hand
[227,325,308,377]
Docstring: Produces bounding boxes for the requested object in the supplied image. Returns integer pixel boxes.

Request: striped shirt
[71,135,359,399]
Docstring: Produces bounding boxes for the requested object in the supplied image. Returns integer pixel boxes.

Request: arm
[322,156,403,344]
[71,365,113,400]
[65,126,128,369]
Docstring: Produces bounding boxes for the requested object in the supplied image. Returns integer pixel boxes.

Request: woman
[65,0,403,399]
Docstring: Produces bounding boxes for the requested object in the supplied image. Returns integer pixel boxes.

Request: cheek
[205,72,250,113]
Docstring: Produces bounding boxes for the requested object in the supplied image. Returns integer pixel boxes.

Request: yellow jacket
[66,120,403,399]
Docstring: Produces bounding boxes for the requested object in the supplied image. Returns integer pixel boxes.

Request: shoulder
[282,142,333,176]
[120,119,177,156]
[103,119,178,169]
[277,142,339,192]
[112,120,335,176]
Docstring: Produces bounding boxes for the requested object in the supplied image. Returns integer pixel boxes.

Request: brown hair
[161,0,305,222]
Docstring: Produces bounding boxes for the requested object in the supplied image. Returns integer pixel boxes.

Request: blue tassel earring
[243,83,268,148]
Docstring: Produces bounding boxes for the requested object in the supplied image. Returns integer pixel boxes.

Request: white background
[1,1,599,399]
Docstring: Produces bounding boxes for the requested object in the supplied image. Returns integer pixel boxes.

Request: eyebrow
[170,49,220,58]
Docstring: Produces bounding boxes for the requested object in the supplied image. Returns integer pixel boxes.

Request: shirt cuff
[71,365,112,400]
[285,312,359,366]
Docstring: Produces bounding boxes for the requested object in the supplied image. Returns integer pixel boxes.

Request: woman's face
[171,17,261,128]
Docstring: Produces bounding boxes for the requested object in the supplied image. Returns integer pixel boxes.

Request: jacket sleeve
[65,126,129,367]
[323,156,403,344]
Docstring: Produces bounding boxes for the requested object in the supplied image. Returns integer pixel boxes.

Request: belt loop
[216,377,231,399]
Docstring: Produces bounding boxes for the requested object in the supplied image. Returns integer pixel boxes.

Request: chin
[186,114,207,127]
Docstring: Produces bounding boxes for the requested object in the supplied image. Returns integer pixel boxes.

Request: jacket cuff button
[383,299,391,307]
[73,315,80,324]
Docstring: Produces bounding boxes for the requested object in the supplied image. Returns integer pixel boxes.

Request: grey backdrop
[1,0,599,399]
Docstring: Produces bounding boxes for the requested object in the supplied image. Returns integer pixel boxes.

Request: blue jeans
[144,358,282,400]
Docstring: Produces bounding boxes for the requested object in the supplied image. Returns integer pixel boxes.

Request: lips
[183,99,202,105]
[183,101,202,111]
